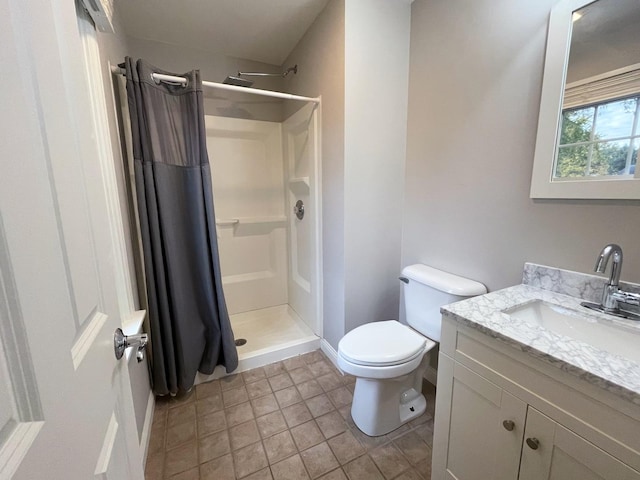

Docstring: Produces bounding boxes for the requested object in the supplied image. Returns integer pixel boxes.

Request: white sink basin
[503,300,640,363]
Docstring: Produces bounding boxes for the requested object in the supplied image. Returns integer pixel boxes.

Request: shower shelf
[216,216,287,227]
[288,176,310,186]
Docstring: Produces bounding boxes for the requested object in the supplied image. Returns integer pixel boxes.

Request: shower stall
[204,102,322,371]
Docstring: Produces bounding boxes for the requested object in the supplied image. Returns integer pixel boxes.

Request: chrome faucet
[581,244,640,320]
[595,244,624,311]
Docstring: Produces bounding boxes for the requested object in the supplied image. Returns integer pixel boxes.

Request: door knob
[294,200,304,220]
[502,420,515,431]
[114,328,148,362]
[526,437,540,450]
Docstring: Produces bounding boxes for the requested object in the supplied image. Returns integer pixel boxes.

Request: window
[555,96,639,179]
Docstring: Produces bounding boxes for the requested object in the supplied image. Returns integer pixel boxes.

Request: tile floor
[145,350,435,479]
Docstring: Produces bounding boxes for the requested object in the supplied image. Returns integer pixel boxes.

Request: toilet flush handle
[399,277,409,284]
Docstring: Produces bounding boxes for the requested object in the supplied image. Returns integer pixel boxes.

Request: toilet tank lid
[402,264,487,296]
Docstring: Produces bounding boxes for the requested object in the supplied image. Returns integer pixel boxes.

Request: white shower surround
[201,107,322,373]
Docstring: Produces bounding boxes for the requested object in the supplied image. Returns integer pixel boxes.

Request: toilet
[337,264,486,436]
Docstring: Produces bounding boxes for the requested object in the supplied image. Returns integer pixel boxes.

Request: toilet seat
[339,320,427,367]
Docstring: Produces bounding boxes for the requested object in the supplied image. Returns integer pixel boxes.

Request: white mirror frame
[530,0,640,199]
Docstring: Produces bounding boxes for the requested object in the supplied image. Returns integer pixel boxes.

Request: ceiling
[116,0,330,66]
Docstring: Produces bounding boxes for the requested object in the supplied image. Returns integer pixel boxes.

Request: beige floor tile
[226,401,255,427]
[348,427,389,450]
[244,467,274,480]
[343,454,384,480]
[242,367,266,384]
[196,393,224,416]
[301,351,324,365]
[308,360,333,377]
[169,390,195,409]
[326,387,353,409]
[392,431,430,465]
[271,453,311,480]
[144,452,164,479]
[369,443,410,479]
[145,351,436,480]
[263,430,297,464]
[200,453,235,480]
[297,380,324,400]
[198,409,227,438]
[413,420,434,447]
[290,420,324,451]
[164,440,198,478]
[327,431,365,465]
[256,410,288,439]
[168,466,200,479]
[393,468,424,480]
[251,393,280,417]
[196,380,221,399]
[274,386,302,408]
[268,373,294,392]
[316,411,348,439]
[246,379,273,399]
[289,366,314,385]
[316,373,342,392]
[283,356,306,371]
[233,441,269,478]
[199,429,231,464]
[223,386,250,408]
[282,402,313,428]
[300,442,340,479]
[415,455,432,479]
[306,394,335,418]
[318,469,348,480]
[166,420,196,450]
[221,374,245,391]
[168,403,196,428]
[229,419,261,451]
[264,362,286,377]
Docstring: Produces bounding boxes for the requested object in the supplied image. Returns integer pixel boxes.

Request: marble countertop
[441,281,640,405]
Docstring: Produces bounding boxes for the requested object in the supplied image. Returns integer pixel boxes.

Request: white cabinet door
[519,407,640,480]
[432,355,526,480]
[0,0,142,478]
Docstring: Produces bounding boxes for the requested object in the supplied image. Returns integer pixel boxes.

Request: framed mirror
[530,0,640,199]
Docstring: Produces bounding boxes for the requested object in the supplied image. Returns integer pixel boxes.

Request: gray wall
[126,36,285,122]
[343,0,411,334]
[402,0,640,295]
[283,0,346,349]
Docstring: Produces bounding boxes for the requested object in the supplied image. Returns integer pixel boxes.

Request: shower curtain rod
[110,66,320,104]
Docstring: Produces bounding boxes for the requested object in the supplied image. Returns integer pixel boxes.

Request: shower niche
[205,103,321,365]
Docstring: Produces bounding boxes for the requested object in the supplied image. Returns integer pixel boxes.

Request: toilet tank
[401,264,486,342]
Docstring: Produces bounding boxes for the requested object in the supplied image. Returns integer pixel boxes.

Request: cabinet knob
[526,437,540,450]
[502,420,515,431]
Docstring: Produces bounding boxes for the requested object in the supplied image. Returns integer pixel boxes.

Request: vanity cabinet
[432,316,640,480]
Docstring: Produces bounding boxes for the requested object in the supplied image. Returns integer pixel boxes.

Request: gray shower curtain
[125,58,238,396]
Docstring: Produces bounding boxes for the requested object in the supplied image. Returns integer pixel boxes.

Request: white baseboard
[320,339,341,372]
[140,389,155,465]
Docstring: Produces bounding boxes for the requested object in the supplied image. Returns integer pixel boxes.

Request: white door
[0,0,143,478]
[282,103,321,335]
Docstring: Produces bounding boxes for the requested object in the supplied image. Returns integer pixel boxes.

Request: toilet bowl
[338,264,486,436]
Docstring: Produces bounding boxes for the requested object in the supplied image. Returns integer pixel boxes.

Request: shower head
[223,75,254,87]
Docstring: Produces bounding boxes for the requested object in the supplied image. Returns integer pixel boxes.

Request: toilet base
[350,374,427,437]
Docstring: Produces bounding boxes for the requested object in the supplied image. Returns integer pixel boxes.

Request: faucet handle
[612,290,640,307]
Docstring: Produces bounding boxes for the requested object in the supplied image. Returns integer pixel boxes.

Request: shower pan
[203,103,321,371]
